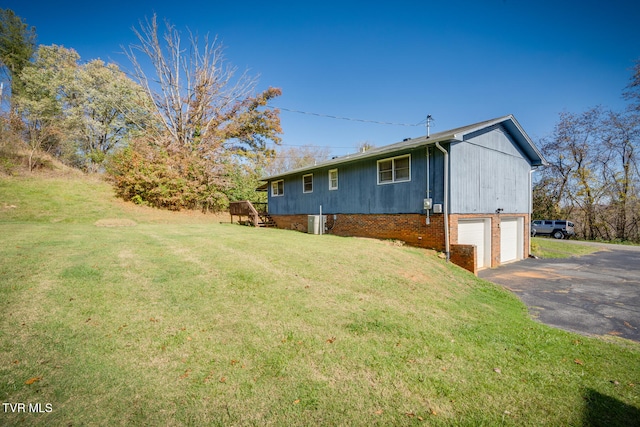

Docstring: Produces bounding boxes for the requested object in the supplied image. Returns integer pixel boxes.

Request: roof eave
[261,134,459,181]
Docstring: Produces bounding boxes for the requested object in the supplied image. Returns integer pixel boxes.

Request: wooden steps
[229,201,276,228]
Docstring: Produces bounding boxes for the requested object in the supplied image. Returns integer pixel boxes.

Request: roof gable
[264,115,546,180]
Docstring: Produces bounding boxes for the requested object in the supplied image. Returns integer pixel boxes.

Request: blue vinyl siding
[268,147,446,215]
[265,117,541,220]
[267,125,534,216]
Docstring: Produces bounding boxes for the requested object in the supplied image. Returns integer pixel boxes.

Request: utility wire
[272,105,424,127]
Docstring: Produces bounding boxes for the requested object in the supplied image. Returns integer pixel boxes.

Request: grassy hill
[1,172,639,426]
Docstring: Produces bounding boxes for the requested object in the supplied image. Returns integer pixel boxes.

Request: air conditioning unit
[308,215,327,234]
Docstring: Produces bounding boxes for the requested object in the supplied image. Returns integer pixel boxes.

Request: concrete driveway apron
[479,242,640,342]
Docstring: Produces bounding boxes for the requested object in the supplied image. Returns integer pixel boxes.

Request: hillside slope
[1,174,639,426]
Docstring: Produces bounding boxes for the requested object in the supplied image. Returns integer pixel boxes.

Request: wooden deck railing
[229,201,271,227]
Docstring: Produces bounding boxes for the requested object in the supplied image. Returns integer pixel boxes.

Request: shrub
[106,139,230,212]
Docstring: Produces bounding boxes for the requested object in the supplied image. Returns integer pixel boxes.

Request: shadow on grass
[583,388,640,426]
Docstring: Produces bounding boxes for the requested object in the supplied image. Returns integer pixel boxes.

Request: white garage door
[500,218,521,264]
[458,219,490,269]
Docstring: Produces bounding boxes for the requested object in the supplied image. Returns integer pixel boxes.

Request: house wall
[268,126,533,218]
[267,146,446,216]
[265,124,535,273]
[450,125,531,214]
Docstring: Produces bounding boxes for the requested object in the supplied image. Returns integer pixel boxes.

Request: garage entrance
[500,217,523,263]
[458,218,491,269]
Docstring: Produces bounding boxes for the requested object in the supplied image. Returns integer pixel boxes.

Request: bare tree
[600,111,639,240]
[265,145,331,176]
[356,141,375,153]
[123,14,281,156]
[538,108,609,240]
[109,15,281,212]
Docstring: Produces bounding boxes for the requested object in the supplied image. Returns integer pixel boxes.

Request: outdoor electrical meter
[423,198,432,210]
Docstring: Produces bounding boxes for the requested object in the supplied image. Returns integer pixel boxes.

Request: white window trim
[271,180,284,197]
[377,154,411,185]
[303,173,313,193]
[328,169,338,190]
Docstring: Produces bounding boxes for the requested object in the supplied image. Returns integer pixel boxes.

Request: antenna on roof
[426,115,434,138]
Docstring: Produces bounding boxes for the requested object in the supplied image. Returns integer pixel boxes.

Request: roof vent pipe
[435,141,449,262]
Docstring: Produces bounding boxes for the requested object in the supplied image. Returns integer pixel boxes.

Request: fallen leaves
[623,321,635,330]
[574,359,584,366]
[405,412,427,420]
[25,376,42,385]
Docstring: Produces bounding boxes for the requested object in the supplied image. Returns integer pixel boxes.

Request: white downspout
[426,147,430,225]
[435,141,450,262]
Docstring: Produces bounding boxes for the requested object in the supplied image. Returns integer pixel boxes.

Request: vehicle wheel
[552,230,564,239]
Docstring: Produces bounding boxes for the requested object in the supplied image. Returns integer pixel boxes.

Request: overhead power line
[272,105,425,127]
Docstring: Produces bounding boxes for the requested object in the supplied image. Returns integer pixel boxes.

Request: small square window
[328,169,338,190]
[303,174,313,193]
[271,180,284,196]
[377,155,410,184]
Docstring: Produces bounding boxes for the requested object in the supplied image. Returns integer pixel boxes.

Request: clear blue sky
[5,0,640,156]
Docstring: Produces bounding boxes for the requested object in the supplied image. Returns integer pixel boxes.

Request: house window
[328,169,338,190]
[377,154,411,184]
[271,180,284,196]
[303,174,313,193]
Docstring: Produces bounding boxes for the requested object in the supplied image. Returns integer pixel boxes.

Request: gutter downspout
[426,147,430,225]
[435,141,450,262]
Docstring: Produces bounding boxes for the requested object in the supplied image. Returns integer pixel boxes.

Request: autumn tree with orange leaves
[108,15,282,211]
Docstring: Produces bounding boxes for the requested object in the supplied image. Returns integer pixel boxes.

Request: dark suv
[531,220,575,239]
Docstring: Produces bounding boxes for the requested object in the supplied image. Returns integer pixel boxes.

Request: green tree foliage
[15,45,77,170]
[66,59,155,171]
[0,8,36,99]
[107,15,282,211]
[14,45,154,171]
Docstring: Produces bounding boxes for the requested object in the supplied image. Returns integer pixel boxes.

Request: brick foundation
[271,213,447,251]
[271,212,530,275]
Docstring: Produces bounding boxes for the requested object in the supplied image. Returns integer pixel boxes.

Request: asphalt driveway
[479,241,640,342]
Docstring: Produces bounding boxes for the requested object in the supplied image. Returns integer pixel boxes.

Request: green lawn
[531,237,602,259]
[1,174,639,426]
